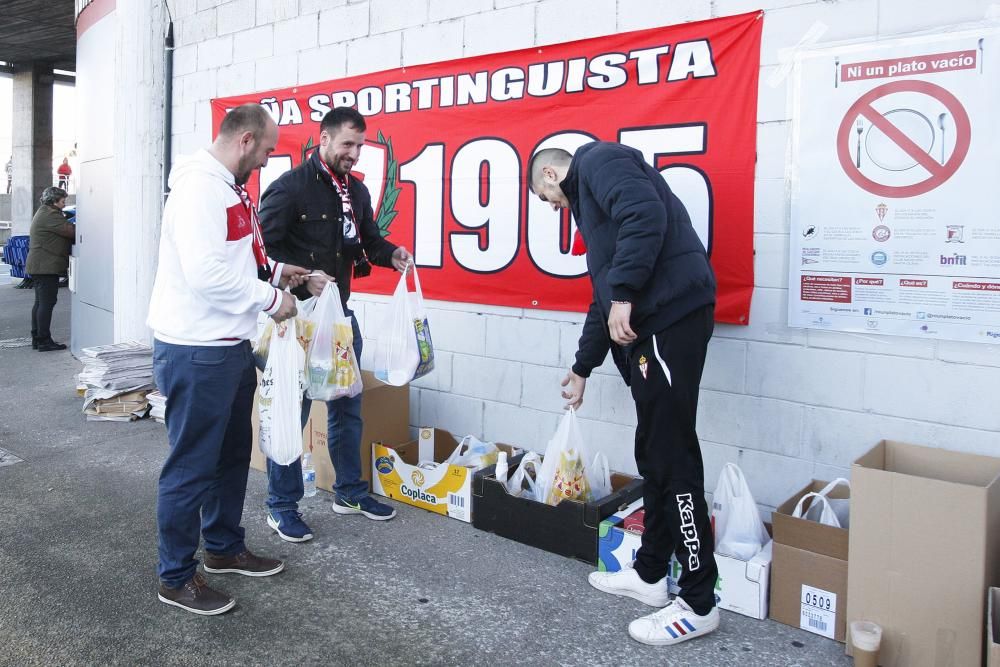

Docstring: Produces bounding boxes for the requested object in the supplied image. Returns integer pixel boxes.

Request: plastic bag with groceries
[534,408,612,506]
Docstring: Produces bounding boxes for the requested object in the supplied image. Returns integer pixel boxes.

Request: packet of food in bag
[545,449,590,505]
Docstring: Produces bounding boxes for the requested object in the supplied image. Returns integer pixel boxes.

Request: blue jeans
[154,340,256,588]
[266,312,367,511]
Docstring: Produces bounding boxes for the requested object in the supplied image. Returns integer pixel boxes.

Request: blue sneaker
[266,510,314,543]
[332,495,397,521]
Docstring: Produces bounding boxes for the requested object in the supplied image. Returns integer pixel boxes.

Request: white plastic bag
[373,266,434,386]
[444,435,499,471]
[305,282,362,401]
[535,408,605,505]
[793,478,850,529]
[506,451,542,497]
[589,451,613,501]
[712,463,769,560]
[258,318,306,466]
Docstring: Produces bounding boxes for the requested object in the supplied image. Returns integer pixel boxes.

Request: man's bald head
[212,103,279,185]
[218,103,275,141]
[528,148,572,194]
[527,147,572,211]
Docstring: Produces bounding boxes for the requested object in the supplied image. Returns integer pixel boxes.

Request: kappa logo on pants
[638,355,648,379]
[676,493,701,570]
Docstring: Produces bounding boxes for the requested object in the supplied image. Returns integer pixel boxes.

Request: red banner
[212,11,762,324]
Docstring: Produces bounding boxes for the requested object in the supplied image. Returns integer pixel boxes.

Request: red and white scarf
[233,185,269,271]
[317,158,359,244]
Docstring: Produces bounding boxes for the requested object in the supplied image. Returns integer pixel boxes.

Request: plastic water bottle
[495,451,509,490]
[302,452,317,498]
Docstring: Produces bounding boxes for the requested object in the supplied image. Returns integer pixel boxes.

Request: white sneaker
[628,597,720,646]
[588,562,671,607]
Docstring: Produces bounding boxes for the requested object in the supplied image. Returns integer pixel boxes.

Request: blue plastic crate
[2,235,30,278]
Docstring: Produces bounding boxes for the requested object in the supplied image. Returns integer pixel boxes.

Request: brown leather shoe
[203,549,284,577]
[158,573,235,615]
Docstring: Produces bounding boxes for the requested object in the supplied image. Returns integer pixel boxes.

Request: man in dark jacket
[529,142,719,647]
[259,107,411,541]
[26,186,74,351]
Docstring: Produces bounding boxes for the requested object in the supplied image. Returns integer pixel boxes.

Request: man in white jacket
[148,103,310,616]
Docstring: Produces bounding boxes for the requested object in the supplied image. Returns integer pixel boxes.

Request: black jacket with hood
[565,142,716,384]
[258,148,397,305]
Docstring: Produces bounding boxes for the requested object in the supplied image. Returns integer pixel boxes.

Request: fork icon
[856,118,864,168]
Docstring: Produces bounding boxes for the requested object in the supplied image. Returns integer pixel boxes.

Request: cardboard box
[472,459,643,564]
[371,428,518,523]
[847,440,1000,667]
[715,541,773,620]
[989,588,1000,667]
[598,500,773,619]
[772,543,847,641]
[770,480,850,642]
[597,499,659,574]
[250,370,409,494]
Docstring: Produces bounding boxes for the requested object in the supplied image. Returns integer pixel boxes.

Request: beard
[234,155,256,185]
[321,147,352,177]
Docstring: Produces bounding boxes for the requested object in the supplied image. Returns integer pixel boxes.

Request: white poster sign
[788,26,1000,343]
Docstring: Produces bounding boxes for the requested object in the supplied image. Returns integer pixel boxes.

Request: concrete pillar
[112,2,168,342]
[11,63,54,236]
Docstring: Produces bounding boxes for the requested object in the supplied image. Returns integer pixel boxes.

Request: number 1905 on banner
[260,124,713,279]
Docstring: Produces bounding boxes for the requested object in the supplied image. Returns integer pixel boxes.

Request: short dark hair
[320,107,366,135]
[527,147,572,193]
[219,103,273,139]
[41,186,68,205]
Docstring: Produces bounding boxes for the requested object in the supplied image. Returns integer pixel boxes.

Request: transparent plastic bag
[506,451,542,498]
[305,282,362,401]
[444,435,499,471]
[374,266,434,385]
[253,297,317,368]
[258,319,306,465]
[535,408,605,505]
[793,478,850,529]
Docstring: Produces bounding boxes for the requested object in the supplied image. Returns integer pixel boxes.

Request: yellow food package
[328,321,357,389]
[545,449,590,505]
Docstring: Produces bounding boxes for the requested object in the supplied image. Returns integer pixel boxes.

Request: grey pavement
[0,285,851,666]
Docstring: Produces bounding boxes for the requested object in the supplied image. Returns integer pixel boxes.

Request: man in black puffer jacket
[529,142,719,648]
[259,107,412,540]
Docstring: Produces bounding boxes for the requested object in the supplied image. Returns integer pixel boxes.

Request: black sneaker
[37,339,67,352]
[202,549,284,577]
[157,573,235,616]
[332,495,397,521]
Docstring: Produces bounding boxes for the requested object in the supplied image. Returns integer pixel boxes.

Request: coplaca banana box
[372,428,518,523]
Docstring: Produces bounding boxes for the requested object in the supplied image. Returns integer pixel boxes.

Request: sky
[0,76,78,181]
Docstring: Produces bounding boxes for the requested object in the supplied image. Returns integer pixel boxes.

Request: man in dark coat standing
[529,143,719,647]
[26,186,74,351]
[258,107,411,542]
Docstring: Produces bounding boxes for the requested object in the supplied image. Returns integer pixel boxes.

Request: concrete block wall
[169,0,1000,512]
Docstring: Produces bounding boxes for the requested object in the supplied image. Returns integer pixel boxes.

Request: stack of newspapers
[147,390,166,423]
[78,342,155,422]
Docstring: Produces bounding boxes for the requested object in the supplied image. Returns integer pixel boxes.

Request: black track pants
[630,304,718,615]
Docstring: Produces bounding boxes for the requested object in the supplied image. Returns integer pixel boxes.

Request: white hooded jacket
[148,149,284,346]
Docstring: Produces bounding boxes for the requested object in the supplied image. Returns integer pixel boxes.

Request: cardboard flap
[585,474,644,528]
[858,440,1000,488]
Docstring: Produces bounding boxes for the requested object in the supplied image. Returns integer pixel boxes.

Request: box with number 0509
[770,480,850,642]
